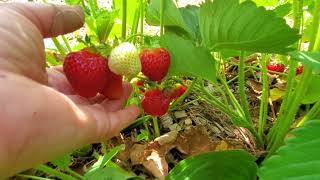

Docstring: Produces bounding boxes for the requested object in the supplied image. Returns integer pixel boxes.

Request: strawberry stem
[130,2,140,43]
[61,35,72,52]
[160,0,165,36]
[297,100,320,127]
[52,37,66,57]
[258,54,269,141]
[36,165,77,180]
[122,0,127,40]
[238,51,253,125]
[140,0,145,43]
[152,116,160,138]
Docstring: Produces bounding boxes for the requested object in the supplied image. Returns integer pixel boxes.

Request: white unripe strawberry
[108,42,141,79]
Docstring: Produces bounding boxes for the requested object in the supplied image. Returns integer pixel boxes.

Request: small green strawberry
[108,42,141,79]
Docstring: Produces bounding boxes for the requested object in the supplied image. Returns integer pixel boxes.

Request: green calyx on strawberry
[141,88,170,117]
[108,42,141,79]
[63,48,123,99]
[140,47,171,82]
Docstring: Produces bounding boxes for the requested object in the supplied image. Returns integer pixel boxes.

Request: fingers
[1,3,84,38]
[101,83,133,112]
[96,105,140,141]
[47,67,74,95]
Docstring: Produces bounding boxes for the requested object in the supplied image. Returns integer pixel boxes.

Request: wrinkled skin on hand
[0,3,140,178]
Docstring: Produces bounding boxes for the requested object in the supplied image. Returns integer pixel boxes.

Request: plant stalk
[17,174,54,180]
[219,76,245,118]
[268,66,313,156]
[152,116,160,138]
[122,0,127,40]
[160,0,165,36]
[140,0,144,43]
[131,2,140,43]
[36,165,77,180]
[309,0,320,50]
[297,100,320,126]
[258,54,269,140]
[238,51,252,124]
[52,37,66,56]
[61,35,72,52]
[65,168,84,180]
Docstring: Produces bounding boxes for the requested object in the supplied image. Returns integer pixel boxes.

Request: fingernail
[51,5,84,36]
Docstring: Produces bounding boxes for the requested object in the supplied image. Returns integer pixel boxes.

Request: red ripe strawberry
[136,80,145,93]
[164,84,187,100]
[170,85,187,99]
[140,48,170,82]
[141,88,170,116]
[296,65,304,75]
[267,63,286,74]
[63,49,108,98]
[100,66,123,100]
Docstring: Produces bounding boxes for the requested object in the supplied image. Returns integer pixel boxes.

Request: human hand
[0,3,140,178]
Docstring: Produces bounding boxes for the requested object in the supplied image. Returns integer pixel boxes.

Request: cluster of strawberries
[63,43,186,117]
[267,62,304,75]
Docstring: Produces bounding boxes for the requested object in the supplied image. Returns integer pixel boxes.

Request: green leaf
[146,0,189,34]
[65,0,81,5]
[289,51,320,71]
[99,144,125,168]
[166,5,201,41]
[96,10,118,42]
[159,33,216,82]
[259,120,320,180]
[137,129,150,141]
[179,5,201,42]
[199,0,300,53]
[301,75,320,104]
[51,154,72,169]
[274,3,292,17]
[247,0,278,7]
[84,166,139,180]
[166,150,257,180]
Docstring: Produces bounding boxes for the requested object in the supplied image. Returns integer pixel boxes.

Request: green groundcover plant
[17,0,320,179]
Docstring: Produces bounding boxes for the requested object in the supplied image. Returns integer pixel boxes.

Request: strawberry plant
[15,0,320,179]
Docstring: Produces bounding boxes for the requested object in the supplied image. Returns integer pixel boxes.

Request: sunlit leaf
[64,0,81,5]
[290,51,320,70]
[301,75,320,104]
[259,120,320,180]
[199,0,300,53]
[274,3,292,17]
[146,0,189,34]
[160,33,216,82]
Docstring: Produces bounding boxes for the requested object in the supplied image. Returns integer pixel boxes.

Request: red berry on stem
[136,80,145,93]
[140,48,170,82]
[164,84,187,100]
[63,49,108,98]
[267,63,286,74]
[296,65,304,75]
[141,88,170,116]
